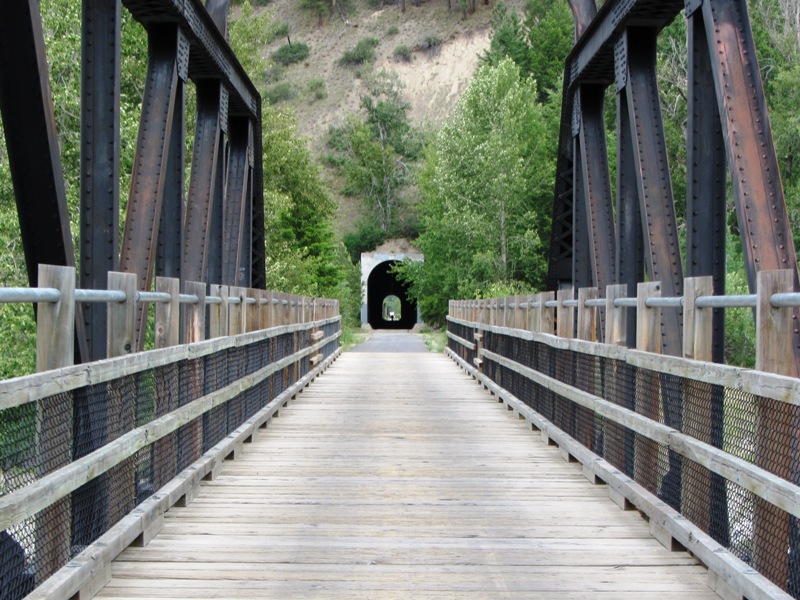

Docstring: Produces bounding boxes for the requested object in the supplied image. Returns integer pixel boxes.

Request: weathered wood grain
[96,351,716,599]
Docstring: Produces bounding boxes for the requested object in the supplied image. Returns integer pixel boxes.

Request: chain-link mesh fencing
[0,317,340,600]
[447,319,800,597]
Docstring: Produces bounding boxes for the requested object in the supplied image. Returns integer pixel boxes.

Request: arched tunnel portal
[366,260,417,329]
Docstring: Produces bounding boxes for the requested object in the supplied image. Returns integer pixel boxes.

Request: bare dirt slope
[253,0,524,142]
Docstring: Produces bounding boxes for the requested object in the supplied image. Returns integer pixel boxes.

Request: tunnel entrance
[367,260,416,329]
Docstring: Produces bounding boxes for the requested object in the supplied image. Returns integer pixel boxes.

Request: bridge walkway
[95,337,717,599]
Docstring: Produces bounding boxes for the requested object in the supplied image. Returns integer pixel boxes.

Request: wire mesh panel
[0,315,340,599]
[464,324,800,596]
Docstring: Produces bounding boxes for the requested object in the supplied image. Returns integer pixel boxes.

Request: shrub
[269,22,290,43]
[393,45,412,62]
[264,63,285,83]
[339,37,380,65]
[271,42,310,66]
[307,78,327,101]
[387,25,399,35]
[423,34,441,49]
[265,82,297,104]
[343,221,387,263]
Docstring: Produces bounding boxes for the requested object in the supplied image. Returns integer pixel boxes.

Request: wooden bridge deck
[96,348,717,599]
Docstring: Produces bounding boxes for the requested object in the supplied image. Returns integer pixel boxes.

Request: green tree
[396,59,555,324]
[328,70,421,233]
[481,0,572,102]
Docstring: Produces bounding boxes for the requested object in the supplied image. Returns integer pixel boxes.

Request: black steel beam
[204,0,230,36]
[686,8,726,363]
[183,81,223,283]
[572,137,592,291]
[207,135,226,286]
[122,0,257,118]
[250,104,266,289]
[623,27,683,357]
[156,77,186,282]
[567,0,597,40]
[702,0,799,370]
[222,118,250,287]
[546,70,576,291]
[120,24,181,349]
[80,0,122,362]
[577,85,615,297]
[615,91,643,348]
[566,0,683,89]
[0,0,77,287]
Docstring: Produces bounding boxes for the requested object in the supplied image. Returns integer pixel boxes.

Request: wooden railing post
[181,281,206,492]
[576,287,599,451]
[247,289,260,332]
[182,281,207,344]
[556,288,574,339]
[635,281,661,495]
[35,265,75,575]
[605,284,628,346]
[106,271,138,528]
[148,276,180,546]
[209,284,229,339]
[540,291,555,335]
[107,272,137,358]
[229,286,244,336]
[577,287,598,342]
[604,283,630,480]
[753,270,796,585]
[680,276,715,534]
[156,277,180,347]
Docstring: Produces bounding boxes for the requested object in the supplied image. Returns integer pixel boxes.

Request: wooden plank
[556,288,574,339]
[107,272,137,358]
[209,284,229,339]
[35,265,75,577]
[448,349,792,600]
[476,347,800,521]
[93,350,717,600]
[155,277,180,349]
[0,330,341,533]
[754,269,795,585]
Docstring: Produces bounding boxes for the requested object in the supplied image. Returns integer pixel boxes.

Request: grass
[272,42,311,66]
[421,328,447,352]
[265,82,297,104]
[340,325,370,351]
[307,77,328,101]
[339,37,380,66]
[393,45,413,62]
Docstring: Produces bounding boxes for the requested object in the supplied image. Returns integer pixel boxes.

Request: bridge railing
[447,271,800,600]
[0,265,341,600]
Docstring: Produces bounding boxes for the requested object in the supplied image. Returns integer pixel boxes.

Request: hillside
[241,0,526,231]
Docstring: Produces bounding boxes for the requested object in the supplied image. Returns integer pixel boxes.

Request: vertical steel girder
[0,0,77,287]
[567,0,597,40]
[615,92,644,348]
[222,118,252,287]
[623,28,683,357]
[183,81,224,283]
[250,105,266,289]
[81,0,121,362]
[577,85,616,297]
[120,24,181,306]
[701,0,800,376]
[546,73,576,291]
[205,0,231,36]
[156,51,187,282]
[572,138,592,291]
[207,135,226,287]
[687,8,726,363]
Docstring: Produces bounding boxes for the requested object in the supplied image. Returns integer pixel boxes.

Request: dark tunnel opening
[367,260,417,329]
